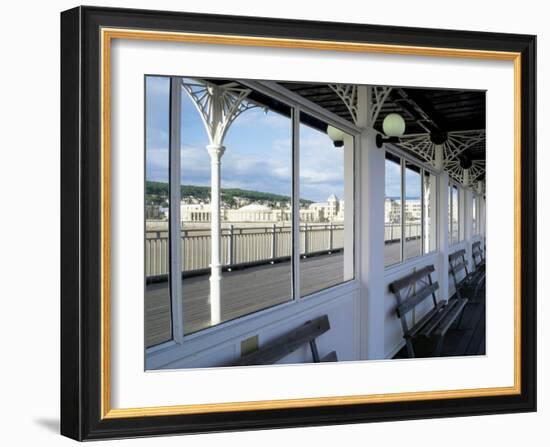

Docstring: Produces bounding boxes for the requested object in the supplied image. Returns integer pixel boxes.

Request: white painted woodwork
[464,188,474,265]
[207,143,225,324]
[343,133,355,281]
[169,77,184,342]
[438,171,450,301]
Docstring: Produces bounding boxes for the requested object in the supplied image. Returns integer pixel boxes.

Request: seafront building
[177,194,345,223]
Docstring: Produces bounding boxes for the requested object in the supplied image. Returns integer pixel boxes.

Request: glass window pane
[472,195,478,235]
[404,162,422,260]
[145,76,172,348]
[385,153,402,266]
[448,184,453,245]
[452,185,459,244]
[180,81,293,334]
[299,113,353,297]
[423,170,437,254]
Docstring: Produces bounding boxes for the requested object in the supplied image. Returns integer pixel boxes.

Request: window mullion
[421,168,425,254]
[400,158,405,262]
[450,185,454,245]
[169,77,184,343]
[291,108,300,300]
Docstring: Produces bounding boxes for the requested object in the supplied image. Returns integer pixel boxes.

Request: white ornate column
[207,143,225,323]
[182,80,256,324]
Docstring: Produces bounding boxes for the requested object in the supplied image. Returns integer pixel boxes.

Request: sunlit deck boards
[145,252,346,348]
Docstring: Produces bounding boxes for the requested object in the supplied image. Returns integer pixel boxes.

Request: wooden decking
[146,252,345,347]
[145,238,479,356]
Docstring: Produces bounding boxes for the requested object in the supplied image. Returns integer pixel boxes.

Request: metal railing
[145,222,421,277]
[145,223,344,277]
[384,222,422,242]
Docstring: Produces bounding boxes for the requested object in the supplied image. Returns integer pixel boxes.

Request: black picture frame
[61,5,536,441]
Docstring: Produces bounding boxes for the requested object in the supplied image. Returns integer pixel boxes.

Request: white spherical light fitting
[382,113,406,137]
[327,125,345,147]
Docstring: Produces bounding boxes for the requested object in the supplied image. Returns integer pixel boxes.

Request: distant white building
[180,203,212,222]
[405,199,422,221]
[308,194,344,222]
[384,198,421,223]
[179,194,345,223]
[226,203,276,222]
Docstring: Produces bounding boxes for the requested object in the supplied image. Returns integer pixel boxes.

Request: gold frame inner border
[100,27,522,419]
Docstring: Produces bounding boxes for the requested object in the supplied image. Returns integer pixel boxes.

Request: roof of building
[238,203,272,212]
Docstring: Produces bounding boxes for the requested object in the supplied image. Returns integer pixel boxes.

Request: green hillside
[146,181,313,207]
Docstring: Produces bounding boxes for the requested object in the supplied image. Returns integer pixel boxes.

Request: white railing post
[181,229,186,272]
[304,223,309,256]
[227,224,234,266]
[271,223,277,261]
[329,222,334,252]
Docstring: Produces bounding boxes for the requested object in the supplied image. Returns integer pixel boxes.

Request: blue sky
[145,76,414,202]
[385,158,421,199]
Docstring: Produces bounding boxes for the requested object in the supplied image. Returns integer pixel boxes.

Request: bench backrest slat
[472,241,483,257]
[234,315,330,366]
[449,249,470,276]
[397,282,439,317]
[389,264,439,357]
[449,261,468,274]
[389,265,435,293]
[449,249,466,262]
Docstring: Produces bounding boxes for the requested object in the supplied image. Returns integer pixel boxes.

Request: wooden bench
[389,265,468,358]
[233,315,337,366]
[449,249,483,301]
[472,241,485,272]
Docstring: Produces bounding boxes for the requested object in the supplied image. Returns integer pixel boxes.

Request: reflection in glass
[384,153,402,266]
[144,76,172,348]
[299,113,353,297]
[404,162,422,260]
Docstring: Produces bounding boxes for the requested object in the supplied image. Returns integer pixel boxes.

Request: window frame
[297,110,355,299]
[448,181,461,246]
[384,146,439,269]
[146,77,360,350]
[472,193,479,235]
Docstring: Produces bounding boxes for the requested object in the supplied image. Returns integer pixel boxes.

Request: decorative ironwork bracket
[182,79,257,146]
[328,84,392,126]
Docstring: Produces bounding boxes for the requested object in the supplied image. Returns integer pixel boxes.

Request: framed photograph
[60,6,536,441]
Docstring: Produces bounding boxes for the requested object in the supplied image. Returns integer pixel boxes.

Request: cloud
[230,107,291,131]
[145,147,169,182]
[146,77,170,150]
[146,77,348,202]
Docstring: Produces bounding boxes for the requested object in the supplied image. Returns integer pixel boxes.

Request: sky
[385,158,422,200]
[145,76,416,203]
